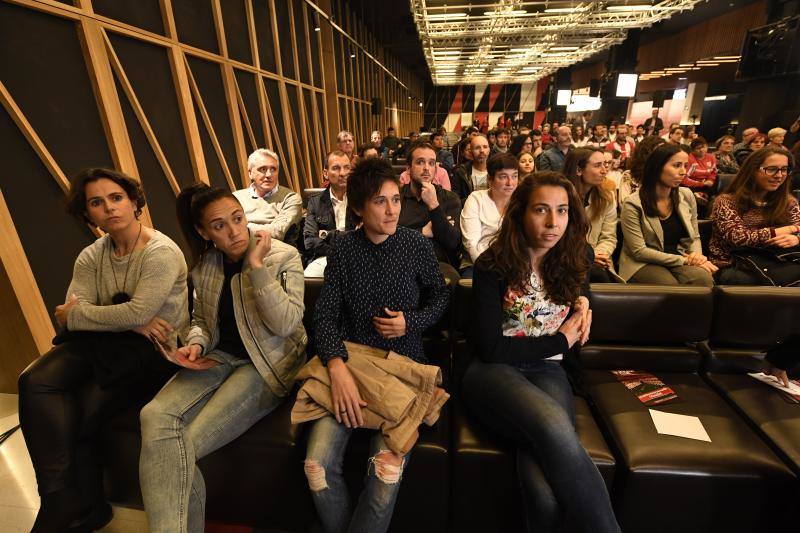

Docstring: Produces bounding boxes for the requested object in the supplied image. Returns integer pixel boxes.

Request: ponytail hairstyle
[176,183,240,268]
[478,171,589,305]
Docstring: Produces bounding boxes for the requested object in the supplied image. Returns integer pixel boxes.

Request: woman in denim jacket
[139,184,306,533]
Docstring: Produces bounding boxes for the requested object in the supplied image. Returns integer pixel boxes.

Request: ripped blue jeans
[304,415,410,533]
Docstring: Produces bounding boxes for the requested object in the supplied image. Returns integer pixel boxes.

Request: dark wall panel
[186,56,240,187]
[234,69,267,151]
[0,106,95,326]
[308,4,322,88]
[0,5,114,176]
[108,32,195,188]
[192,97,229,191]
[263,78,291,188]
[221,0,253,65]
[273,0,295,80]
[172,0,218,54]
[93,0,165,35]
[293,0,310,85]
[285,86,306,184]
[251,0,277,73]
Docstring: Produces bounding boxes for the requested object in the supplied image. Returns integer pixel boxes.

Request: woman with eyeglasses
[709,146,800,284]
[510,134,534,157]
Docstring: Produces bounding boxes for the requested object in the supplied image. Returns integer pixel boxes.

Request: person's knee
[139,398,176,437]
[370,450,405,485]
[303,459,329,492]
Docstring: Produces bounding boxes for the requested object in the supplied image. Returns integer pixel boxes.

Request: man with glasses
[233,148,302,243]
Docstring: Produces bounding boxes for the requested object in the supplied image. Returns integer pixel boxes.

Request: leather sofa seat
[451,397,615,533]
[579,285,796,532]
[702,286,800,529]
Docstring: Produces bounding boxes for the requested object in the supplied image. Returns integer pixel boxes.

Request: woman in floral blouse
[461,172,619,532]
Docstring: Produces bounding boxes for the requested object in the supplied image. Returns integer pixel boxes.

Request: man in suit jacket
[643,109,664,137]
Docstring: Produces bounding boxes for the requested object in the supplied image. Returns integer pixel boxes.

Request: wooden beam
[184,56,237,191]
[0,190,55,360]
[76,17,153,227]
[102,30,181,195]
[316,0,340,148]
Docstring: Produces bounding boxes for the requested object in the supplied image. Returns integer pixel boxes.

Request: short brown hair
[347,157,399,223]
[65,168,145,225]
[487,153,519,178]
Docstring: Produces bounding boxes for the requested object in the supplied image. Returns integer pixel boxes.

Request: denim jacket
[185,235,307,396]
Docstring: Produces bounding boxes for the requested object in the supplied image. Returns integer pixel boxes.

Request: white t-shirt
[460,189,502,268]
[471,168,489,190]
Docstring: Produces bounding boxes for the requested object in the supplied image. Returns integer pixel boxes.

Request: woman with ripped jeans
[303,157,449,533]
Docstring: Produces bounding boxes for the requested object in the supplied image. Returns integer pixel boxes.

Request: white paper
[747,373,800,395]
[648,409,711,442]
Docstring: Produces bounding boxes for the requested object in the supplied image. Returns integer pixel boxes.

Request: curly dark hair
[65,168,146,225]
[477,171,589,305]
[726,146,796,226]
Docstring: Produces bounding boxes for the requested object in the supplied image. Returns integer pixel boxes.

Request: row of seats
[99,282,800,532]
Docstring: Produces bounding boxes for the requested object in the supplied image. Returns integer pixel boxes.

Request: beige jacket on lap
[619,187,702,281]
[291,342,449,455]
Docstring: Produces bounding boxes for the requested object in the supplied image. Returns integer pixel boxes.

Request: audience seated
[302,156,449,533]
[517,151,535,178]
[461,172,619,533]
[709,146,800,285]
[431,131,455,173]
[303,150,354,277]
[490,128,511,155]
[715,135,740,175]
[619,144,716,286]
[767,127,787,150]
[357,142,379,160]
[398,141,462,284]
[370,130,389,159]
[619,136,666,206]
[233,148,303,242]
[336,130,356,164]
[684,136,718,212]
[732,126,759,153]
[140,184,306,532]
[452,135,491,203]
[383,126,401,158]
[604,124,635,163]
[538,126,573,172]
[509,133,533,157]
[530,129,544,160]
[564,148,619,283]
[19,168,188,532]
[459,153,518,279]
[735,133,767,165]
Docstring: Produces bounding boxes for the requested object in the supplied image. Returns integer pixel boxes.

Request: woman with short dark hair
[302,157,449,533]
[619,144,717,285]
[460,153,519,278]
[19,168,188,532]
[684,136,718,207]
[735,133,767,165]
[462,172,619,532]
[709,146,800,284]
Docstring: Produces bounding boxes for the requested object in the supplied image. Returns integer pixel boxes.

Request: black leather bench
[578,285,796,533]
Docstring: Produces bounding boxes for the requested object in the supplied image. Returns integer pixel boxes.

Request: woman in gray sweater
[18,168,188,532]
[139,184,306,533]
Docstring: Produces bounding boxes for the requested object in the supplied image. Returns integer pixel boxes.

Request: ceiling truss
[410,0,705,85]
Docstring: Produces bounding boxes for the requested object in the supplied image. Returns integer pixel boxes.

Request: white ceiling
[410,1,705,85]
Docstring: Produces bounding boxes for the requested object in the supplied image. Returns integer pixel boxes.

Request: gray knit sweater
[66,230,189,347]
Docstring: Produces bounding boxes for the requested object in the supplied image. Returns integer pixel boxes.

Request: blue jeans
[139,351,283,533]
[304,415,410,533]
[462,358,619,533]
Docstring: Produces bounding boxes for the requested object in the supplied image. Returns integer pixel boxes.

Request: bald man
[537,125,573,172]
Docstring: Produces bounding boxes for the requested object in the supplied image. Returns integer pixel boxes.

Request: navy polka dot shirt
[314,227,449,364]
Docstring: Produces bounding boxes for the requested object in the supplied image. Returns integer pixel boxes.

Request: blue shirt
[314,227,449,364]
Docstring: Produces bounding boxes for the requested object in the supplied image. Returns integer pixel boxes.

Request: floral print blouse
[501,271,570,360]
